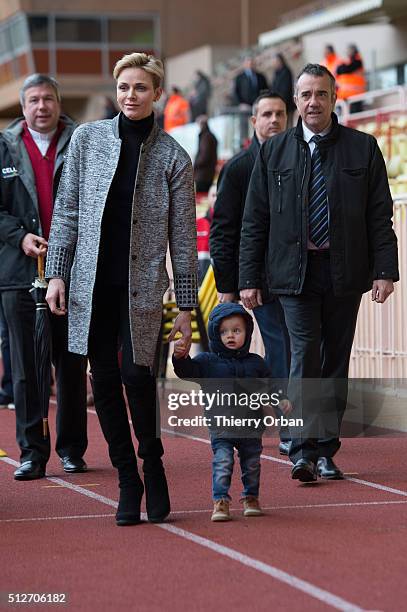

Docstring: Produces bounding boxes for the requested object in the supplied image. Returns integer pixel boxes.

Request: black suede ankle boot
[90,375,145,526]
[116,483,144,526]
[143,459,171,523]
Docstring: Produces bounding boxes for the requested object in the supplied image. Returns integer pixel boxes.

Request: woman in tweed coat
[45,53,198,526]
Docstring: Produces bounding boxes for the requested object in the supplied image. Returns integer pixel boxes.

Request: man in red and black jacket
[0,74,87,480]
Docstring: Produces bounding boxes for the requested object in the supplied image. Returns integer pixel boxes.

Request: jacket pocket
[340,168,368,217]
[269,169,294,213]
[342,167,367,177]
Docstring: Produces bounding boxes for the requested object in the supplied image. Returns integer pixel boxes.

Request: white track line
[157,523,365,612]
[0,513,114,523]
[346,477,407,497]
[170,499,407,515]
[161,427,407,496]
[0,456,366,612]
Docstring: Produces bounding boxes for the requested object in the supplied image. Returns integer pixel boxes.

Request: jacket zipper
[277,174,282,213]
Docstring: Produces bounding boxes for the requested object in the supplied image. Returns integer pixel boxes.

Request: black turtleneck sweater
[96,112,154,286]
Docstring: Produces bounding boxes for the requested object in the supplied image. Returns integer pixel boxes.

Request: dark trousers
[2,289,87,464]
[279,251,361,464]
[88,284,163,487]
[0,294,13,399]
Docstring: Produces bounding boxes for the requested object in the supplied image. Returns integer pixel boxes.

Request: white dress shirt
[28,127,57,156]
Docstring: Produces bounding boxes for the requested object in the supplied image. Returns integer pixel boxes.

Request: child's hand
[279,398,292,415]
[173,339,188,359]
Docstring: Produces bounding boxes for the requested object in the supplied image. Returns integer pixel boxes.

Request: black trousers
[2,289,88,465]
[279,251,361,464]
[88,284,163,485]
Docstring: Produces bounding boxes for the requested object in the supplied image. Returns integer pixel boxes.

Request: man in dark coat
[270,53,296,114]
[210,92,291,454]
[189,70,212,121]
[194,115,218,193]
[233,57,268,107]
[0,74,88,480]
[239,64,399,482]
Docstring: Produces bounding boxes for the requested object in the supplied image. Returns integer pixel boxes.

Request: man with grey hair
[0,73,88,480]
[239,64,398,482]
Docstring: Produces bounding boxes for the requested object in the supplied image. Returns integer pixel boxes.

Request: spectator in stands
[239,63,398,483]
[270,53,296,117]
[45,52,198,527]
[164,86,190,132]
[189,70,212,121]
[194,115,218,193]
[0,302,13,408]
[233,56,268,107]
[321,45,341,78]
[336,44,366,111]
[0,74,88,480]
[210,92,291,455]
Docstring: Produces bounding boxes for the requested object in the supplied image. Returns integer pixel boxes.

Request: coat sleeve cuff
[174,273,198,308]
[45,245,74,281]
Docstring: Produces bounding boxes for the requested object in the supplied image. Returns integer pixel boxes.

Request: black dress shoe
[291,458,317,482]
[279,441,290,456]
[14,461,46,481]
[116,485,144,526]
[144,461,171,523]
[61,457,88,473]
[317,457,344,480]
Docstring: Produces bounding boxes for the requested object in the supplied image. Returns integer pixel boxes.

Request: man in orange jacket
[164,86,190,132]
[321,45,341,78]
[336,44,366,102]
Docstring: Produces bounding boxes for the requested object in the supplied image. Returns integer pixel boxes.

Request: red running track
[1,402,407,611]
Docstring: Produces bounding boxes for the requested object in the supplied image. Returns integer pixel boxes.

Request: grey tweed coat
[45,114,198,366]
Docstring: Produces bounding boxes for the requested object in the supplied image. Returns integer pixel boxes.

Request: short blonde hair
[113,52,164,89]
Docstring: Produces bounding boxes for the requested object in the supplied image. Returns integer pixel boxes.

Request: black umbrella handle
[38,255,45,282]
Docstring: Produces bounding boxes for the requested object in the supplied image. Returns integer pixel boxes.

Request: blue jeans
[253,299,290,378]
[0,293,13,400]
[211,437,262,500]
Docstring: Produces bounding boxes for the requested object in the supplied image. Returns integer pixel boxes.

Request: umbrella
[30,254,52,439]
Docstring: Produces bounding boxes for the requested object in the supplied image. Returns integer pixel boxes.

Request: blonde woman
[45,53,198,526]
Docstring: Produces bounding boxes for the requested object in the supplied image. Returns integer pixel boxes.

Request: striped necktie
[308,135,329,248]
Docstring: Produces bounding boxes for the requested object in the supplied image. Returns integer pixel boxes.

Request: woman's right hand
[46,278,67,315]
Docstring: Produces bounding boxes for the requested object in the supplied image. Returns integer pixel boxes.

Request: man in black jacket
[210,92,291,454]
[233,57,268,107]
[193,115,218,193]
[0,74,87,480]
[239,64,398,482]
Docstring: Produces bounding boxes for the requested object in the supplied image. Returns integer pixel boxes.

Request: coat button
[132,219,137,225]
[132,255,136,260]
[132,290,137,297]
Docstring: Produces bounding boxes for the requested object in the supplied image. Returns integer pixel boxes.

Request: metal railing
[349,199,407,380]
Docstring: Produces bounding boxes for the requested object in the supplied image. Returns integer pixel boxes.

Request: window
[108,19,154,45]
[9,17,30,52]
[28,16,48,43]
[55,18,101,43]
